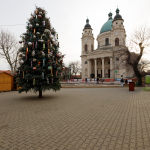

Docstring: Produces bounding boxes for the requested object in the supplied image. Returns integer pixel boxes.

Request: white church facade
[81,8,134,79]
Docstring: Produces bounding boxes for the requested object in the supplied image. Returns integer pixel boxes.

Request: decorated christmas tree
[15,6,64,98]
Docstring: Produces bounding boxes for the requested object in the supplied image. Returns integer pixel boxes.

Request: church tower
[111,7,126,46]
[81,18,94,55]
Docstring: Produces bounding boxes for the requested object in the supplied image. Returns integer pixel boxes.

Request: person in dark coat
[121,78,124,87]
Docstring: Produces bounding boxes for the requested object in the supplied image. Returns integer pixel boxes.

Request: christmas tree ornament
[28,42,32,46]
[33,67,36,71]
[43,21,45,26]
[29,24,33,28]
[36,32,40,35]
[35,42,37,48]
[33,58,36,62]
[23,71,24,78]
[47,78,49,84]
[38,62,41,66]
[44,29,49,33]
[32,50,35,56]
[33,35,36,38]
[57,54,59,57]
[42,72,44,79]
[33,78,35,85]
[31,61,32,67]
[57,34,58,39]
[26,47,28,52]
[19,41,22,44]
[26,71,28,73]
[38,15,41,18]
[43,44,45,50]
[34,29,36,34]
[39,11,42,15]
[36,23,39,27]
[20,60,24,64]
[43,58,46,66]
[36,10,38,14]
[42,51,45,56]
[32,43,34,50]
[48,48,50,54]
[19,54,22,57]
[48,66,52,70]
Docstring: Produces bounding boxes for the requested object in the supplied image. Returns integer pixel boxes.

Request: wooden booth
[0,72,14,92]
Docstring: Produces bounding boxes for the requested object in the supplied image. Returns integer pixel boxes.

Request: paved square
[0,87,150,150]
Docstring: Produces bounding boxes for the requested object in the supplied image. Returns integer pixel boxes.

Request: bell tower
[81,18,94,55]
[111,7,126,46]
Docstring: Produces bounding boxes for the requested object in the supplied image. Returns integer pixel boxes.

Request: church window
[85,44,88,52]
[105,38,109,45]
[116,58,119,61]
[91,45,93,51]
[115,38,119,46]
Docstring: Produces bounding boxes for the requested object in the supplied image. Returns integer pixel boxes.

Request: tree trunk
[38,90,43,98]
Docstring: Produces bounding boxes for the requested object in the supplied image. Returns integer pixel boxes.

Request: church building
[81,7,133,79]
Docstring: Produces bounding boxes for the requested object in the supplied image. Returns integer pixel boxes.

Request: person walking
[97,77,99,84]
[121,78,124,87]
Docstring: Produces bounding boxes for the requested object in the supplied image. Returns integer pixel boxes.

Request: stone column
[110,57,113,78]
[94,58,97,78]
[101,57,105,78]
[88,59,91,78]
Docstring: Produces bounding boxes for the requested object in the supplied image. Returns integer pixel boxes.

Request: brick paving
[0,87,150,150]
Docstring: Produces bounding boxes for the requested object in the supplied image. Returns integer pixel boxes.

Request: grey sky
[0,0,150,70]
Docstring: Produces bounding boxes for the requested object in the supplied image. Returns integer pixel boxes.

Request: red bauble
[38,15,41,18]
[33,67,36,71]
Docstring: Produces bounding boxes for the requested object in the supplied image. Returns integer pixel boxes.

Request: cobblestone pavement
[0,88,150,150]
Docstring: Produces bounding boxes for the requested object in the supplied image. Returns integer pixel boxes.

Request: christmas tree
[15,7,64,98]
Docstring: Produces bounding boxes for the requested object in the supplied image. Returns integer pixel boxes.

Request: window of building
[85,44,88,52]
[116,58,119,61]
[91,45,93,51]
[89,31,90,33]
[115,38,119,46]
[105,38,109,45]
[108,61,110,64]
[85,61,87,64]
[116,22,118,24]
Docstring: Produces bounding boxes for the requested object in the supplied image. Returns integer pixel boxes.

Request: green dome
[100,19,113,34]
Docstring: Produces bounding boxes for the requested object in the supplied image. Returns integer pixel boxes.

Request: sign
[115,71,118,73]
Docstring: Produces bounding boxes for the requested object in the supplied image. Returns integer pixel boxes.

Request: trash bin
[129,82,134,91]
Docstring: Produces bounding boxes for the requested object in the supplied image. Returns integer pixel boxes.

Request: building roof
[100,19,113,34]
[0,71,14,77]
[84,18,92,29]
[100,11,113,34]
[113,7,123,22]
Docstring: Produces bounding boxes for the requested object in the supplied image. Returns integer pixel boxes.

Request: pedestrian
[97,77,99,84]
[121,78,124,87]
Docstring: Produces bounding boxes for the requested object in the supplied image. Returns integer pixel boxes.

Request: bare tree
[0,29,20,74]
[125,25,150,86]
[69,60,81,78]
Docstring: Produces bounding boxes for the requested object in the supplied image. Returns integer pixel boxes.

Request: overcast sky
[0,0,150,70]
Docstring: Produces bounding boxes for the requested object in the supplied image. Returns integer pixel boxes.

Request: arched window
[85,44,88,52]
[115,38,119,46]
[105,38,109,45]
[91,45,93,51]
